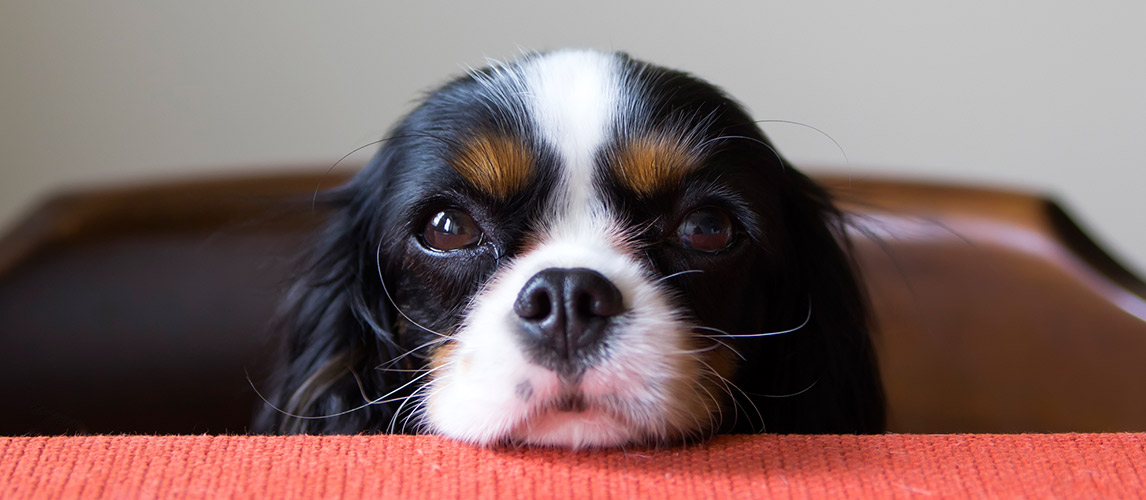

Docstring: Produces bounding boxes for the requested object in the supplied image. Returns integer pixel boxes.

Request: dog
[255,49,885,448]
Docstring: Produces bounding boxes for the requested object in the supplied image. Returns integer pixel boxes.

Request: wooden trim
[0,170,354,277]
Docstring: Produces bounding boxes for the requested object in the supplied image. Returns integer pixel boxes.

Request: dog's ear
[254,150,411,435]
[729,167,887,435]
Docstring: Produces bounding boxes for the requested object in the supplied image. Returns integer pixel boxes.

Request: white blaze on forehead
[518,50,622,209]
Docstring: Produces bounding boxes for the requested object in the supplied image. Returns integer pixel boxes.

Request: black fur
[254,51,885,438]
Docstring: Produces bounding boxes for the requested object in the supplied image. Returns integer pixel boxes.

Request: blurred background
[2,0,1144,273]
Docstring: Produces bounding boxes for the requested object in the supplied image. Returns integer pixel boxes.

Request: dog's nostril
[579,282,623,318]
[515,286,553,320]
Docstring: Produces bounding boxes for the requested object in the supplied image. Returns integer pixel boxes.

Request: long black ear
[730,167,887,435]
[253,152,411,435]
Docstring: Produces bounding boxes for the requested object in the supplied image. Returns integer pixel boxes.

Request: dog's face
[259,50,884,447]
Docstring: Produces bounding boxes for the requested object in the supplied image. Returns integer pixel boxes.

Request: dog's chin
[508,405,636,449]
[425,373,658,449]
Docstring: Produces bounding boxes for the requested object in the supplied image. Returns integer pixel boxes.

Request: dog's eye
[423,209,482,251]
[676,207,734,252]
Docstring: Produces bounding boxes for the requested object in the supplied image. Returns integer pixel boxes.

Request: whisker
[694,362,734,430]
[757,379,819,399]
[376,238,450,339]
[696,134,783,168]
[349,367,372,404]
[391,379,440,434]
[669,343,724,355]
[696,357,767,432]
[686,374,725,434]
[376,337,450,371]
[703,336,745,360]
[312,139,387,212]
[388,384,423,434]
[249,366,441,421]
[374,366,435,374]
[624,215,663,246]
[395,387,429,433]
[657,269,704,283]
[753,119,850,166]
[696,301,812,339]
[309,128,464,210]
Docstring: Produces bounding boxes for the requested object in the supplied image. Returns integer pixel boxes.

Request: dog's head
[257,50,884,448]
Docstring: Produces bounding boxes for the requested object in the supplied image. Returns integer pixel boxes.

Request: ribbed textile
[2,434,1144,499]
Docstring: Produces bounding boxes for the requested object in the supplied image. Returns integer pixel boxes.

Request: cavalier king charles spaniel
[255,49,885,448]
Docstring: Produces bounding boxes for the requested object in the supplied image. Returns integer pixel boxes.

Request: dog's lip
[524,390,635,427]
[549,391,589,413]
[508,401,636,447]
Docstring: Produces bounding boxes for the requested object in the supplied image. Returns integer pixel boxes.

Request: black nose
[513,267,624,377]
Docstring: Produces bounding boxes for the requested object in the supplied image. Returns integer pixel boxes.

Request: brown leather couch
[2,169,1144,435]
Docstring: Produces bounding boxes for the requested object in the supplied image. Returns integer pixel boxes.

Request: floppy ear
[254,151,412,435]
[728,168,886,435]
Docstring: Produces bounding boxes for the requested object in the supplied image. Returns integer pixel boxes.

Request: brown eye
[676,207,734,252]
[423,209,482,251]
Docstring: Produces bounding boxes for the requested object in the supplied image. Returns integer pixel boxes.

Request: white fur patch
[517,49,621,211]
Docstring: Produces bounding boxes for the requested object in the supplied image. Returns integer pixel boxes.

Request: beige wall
[2,1,1144,274]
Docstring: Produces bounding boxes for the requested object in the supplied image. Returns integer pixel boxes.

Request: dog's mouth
[507,389,639,448]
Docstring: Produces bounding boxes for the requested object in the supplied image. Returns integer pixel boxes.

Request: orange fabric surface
[2,434,1144,499]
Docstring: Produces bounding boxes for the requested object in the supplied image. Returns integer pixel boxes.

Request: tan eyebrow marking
[612,134,702,196]
[451,134,536,199]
